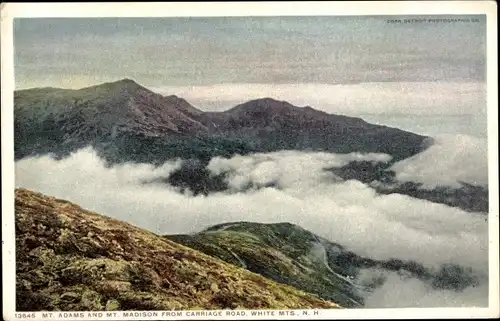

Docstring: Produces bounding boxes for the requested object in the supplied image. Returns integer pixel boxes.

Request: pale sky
[14,15,486,89]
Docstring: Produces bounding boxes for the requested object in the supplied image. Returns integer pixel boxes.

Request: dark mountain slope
[14,79,210,161]
[203,98,426,161]
[15,188,342,311]
[15,79,207,137]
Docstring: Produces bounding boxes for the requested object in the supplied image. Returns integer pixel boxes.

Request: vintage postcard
[1,1,498,320]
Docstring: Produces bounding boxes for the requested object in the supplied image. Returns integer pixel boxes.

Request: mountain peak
[250,97,282,103]
[82,78,146,94]
[244,97,293,107]
[106,78,143,89]
[118,78,136,83]
[227,97,298,115]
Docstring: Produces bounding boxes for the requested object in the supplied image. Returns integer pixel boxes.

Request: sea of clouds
[15,132,489,308]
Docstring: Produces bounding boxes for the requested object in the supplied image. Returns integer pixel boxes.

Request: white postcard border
[1,2,498,320]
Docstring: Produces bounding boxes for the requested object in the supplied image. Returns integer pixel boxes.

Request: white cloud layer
[14,148,488,271]
[14,145,488,307]
[207,151,392,191]
[390,134,488,188]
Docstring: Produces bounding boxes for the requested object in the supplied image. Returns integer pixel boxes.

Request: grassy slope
[15,188,341,311]
[168,222,365,308]
[168,221,482,308]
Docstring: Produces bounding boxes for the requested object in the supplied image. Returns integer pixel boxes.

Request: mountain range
[14,78,427,164]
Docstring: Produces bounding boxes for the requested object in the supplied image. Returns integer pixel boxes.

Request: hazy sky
[14,15,486,89]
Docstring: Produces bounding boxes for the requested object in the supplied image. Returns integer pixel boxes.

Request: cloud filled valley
[15,133,489,308]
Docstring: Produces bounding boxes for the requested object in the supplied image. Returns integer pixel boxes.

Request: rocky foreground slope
[15,188,341,311]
